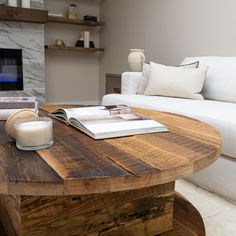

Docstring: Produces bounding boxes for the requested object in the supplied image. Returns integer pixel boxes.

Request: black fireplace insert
[0,48,23,91]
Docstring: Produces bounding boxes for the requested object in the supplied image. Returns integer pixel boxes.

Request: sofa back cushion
[121,72,142,94]
[182,57,236,103]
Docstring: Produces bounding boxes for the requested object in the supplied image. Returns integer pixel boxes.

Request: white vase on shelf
[128,49,146,72]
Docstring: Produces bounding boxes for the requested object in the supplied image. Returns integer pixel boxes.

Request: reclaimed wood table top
[0,105,222,196]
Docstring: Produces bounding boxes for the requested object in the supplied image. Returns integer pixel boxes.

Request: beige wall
[44,0,236,102]
[99,0,236,99]
[44,0,100,104]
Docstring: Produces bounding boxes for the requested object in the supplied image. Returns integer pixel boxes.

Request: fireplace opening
[0,49,23,91]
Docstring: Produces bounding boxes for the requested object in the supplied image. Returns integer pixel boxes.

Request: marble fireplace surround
[0,0,45,102]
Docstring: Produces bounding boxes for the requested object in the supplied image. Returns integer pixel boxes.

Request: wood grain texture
[0,194,20,236]
[45,45,104,52]
[0,191,205,236]
[0,105,221,195]
[0,6,48,24]
[0,121,63,195]
[47,16,104,26]
[2,183,174,236]
[160,193,205,236]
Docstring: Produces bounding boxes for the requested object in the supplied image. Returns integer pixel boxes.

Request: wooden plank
[0,192,205,236]
[0,6,48,24]
[160,193,205,236]
[38,106,221,195]
[106,127,218,172]
[132,108,221,148]
[0,183,174,236]
[38,136,131,179]
[48,15,104,26]
[0,194,20,236]
[173,193,205,236]
[107,135,191,170]
[37,109,161,194]
[0,122,64,195]
[0,106,221,195]
[0,144,62,183]
[39,108,158,178]
[45,45,104,52]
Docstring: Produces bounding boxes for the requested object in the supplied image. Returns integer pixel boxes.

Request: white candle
[14,118,53,150]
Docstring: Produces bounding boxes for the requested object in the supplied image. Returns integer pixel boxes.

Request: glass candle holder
[68,4,77,19]
[14,117,53,151]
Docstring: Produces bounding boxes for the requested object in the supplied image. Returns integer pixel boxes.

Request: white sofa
[102,57,236,203]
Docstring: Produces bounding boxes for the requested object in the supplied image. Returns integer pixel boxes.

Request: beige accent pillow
[144,62,207,100]
[137,61,199,95]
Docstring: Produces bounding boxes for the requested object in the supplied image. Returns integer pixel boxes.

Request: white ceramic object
[21,0,31,8]
[8,0,17,7]
[128,49,146,72]
[83,31,90,48]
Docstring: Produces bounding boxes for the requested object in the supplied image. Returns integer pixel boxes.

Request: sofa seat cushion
[102,94,236,159]
[186,155,236,203]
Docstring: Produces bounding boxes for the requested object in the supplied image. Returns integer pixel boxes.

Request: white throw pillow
[144,62,207,100]
[137,61,199,95]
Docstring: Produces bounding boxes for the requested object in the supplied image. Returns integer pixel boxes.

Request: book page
[62,105,131,120]
[73,113,167,139]
[86,119,164,135]
[78,113,143,125]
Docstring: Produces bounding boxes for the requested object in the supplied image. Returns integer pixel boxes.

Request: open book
[50,105,168,139]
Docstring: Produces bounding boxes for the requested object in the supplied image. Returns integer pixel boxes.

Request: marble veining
[31,0,43,9]
[0,21,44,31]
[23,59,44,88]
[0,29,44,60]
[0,0,43,9]
[0,0,45,102]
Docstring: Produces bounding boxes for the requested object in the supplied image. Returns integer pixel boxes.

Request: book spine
[0,102,36,109]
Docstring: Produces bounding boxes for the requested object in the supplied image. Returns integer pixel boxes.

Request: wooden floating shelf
[0,6,48,24]
[48,16,104,27]
[45,46,104,52]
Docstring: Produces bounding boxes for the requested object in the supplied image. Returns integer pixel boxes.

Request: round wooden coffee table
[0,106,221,236]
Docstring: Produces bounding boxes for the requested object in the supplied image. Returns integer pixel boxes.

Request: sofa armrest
[121,72,142,95]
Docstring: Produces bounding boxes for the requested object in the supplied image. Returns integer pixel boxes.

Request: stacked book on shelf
[0,97,38,120]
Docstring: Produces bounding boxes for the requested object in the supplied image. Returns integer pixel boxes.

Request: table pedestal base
[0,181,205,236]
[0,182,174,236]
[160,193,205,236]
